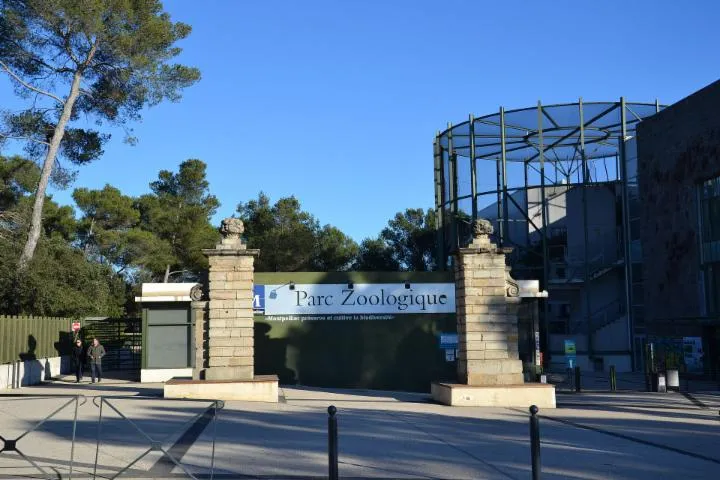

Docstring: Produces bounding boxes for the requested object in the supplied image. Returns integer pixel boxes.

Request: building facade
[636,79,720,375]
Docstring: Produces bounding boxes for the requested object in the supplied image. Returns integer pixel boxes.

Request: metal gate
[82,317,141,371]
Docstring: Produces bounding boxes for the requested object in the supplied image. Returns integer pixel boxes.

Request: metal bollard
[574,366,581,393]
[328,405,339,480]
[610,365,617,392]
[529,405,541,480]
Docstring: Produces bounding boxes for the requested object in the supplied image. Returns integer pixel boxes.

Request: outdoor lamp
[289,281,295,290]
[404,281,411,289]
[347,282,353,289]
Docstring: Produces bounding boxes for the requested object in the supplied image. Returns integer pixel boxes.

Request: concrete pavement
[0,377,719,479]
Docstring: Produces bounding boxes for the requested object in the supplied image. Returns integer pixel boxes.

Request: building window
[699,176,720,314]
[700,176,720,245]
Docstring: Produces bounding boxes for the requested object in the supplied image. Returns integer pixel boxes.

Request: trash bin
[666,369,680,391]
[657,373,667,393]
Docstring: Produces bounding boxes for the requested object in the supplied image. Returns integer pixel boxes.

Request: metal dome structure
[434,98,666,370]
[434,98,663,265]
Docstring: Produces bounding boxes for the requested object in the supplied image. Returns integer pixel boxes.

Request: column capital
[202,248,260,257]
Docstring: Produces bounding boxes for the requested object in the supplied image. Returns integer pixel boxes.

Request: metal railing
[0,394,85,479]
[92,396,223,480]
[548,230,623,283]
[568,299,626,334]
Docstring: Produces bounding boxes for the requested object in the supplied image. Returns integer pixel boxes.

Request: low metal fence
[0,395,557,479]
[0,394,85,479]
[92,396,223,480]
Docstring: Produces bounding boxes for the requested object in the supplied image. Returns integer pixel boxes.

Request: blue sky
[2,0,719,241]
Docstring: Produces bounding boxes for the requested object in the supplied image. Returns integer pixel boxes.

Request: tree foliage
[137,159,219,281]
[353,237,400,271]
[382,208,437,271]
[0,236,126,317]
[354,208,437,271]
[237,192,358,272]
[0,0,200,268]
[72,184,166,276]
[0,155,124,317]
[1,152,444,317]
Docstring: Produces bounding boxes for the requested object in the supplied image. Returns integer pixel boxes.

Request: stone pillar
[191,299,208,380]
[202,218,259,381]
[455,219,524,386]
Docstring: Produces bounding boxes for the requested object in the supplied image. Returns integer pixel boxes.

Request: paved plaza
[0,375,719,479]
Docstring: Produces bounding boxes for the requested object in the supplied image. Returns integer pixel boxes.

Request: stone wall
[637,79,720,323]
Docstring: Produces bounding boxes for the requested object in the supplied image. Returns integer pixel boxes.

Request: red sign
[72,322,81,332]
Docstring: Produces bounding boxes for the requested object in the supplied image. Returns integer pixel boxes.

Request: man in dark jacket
[72,339,84,383]
[87,338,106,383]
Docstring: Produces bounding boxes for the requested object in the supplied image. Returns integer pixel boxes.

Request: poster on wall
[439,333,458,362]
[564,339,577,368]
[683,337,704,372]
[253,283,455,321]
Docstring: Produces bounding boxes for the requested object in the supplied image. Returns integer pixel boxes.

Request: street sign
[564,339,577,368]
[439,333,458,349]
[72,322,81,332]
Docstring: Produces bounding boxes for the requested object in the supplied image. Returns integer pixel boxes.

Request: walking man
[87,338,106,383]
[72,339,85,383]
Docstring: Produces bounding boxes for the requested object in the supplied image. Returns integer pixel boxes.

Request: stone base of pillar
[467,372,525,386]
[431,382,556,408]
[205,366,253,381]
[459,358,525,386]
[164,375,279,402]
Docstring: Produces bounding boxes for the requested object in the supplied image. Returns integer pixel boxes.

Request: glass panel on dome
[443,152,450,203]
[452,121,471,136]
[473,118,501,136]
[438,134,449,149]
[581,102,619,125]
[475,144,503,159]
[547,145,580,163]
[626,103,661,121]
[475,160,498,194]
[543,104,580,128]
[453,145,472,158]
[590,104,622,129]
[450,135,470,150]
[456,151,472,197]
[503,107,538,132]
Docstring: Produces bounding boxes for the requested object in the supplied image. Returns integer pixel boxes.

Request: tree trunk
[163,264,170,283]
[83,217,95,253]
[18,69,85,270]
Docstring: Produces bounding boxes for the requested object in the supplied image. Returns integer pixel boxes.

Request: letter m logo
[253,285,265,312]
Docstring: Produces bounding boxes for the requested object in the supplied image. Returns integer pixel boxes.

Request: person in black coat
[72,339,84,383]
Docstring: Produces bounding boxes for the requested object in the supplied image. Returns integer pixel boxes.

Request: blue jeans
[90,363,102,382]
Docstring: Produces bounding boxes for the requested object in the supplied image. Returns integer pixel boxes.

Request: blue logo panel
[439,333,458,349]
[253,285,265,312]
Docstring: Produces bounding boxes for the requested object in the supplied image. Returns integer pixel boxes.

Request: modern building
[636,79,720,376]
[435,85,720,376]
[434,100,663,372]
